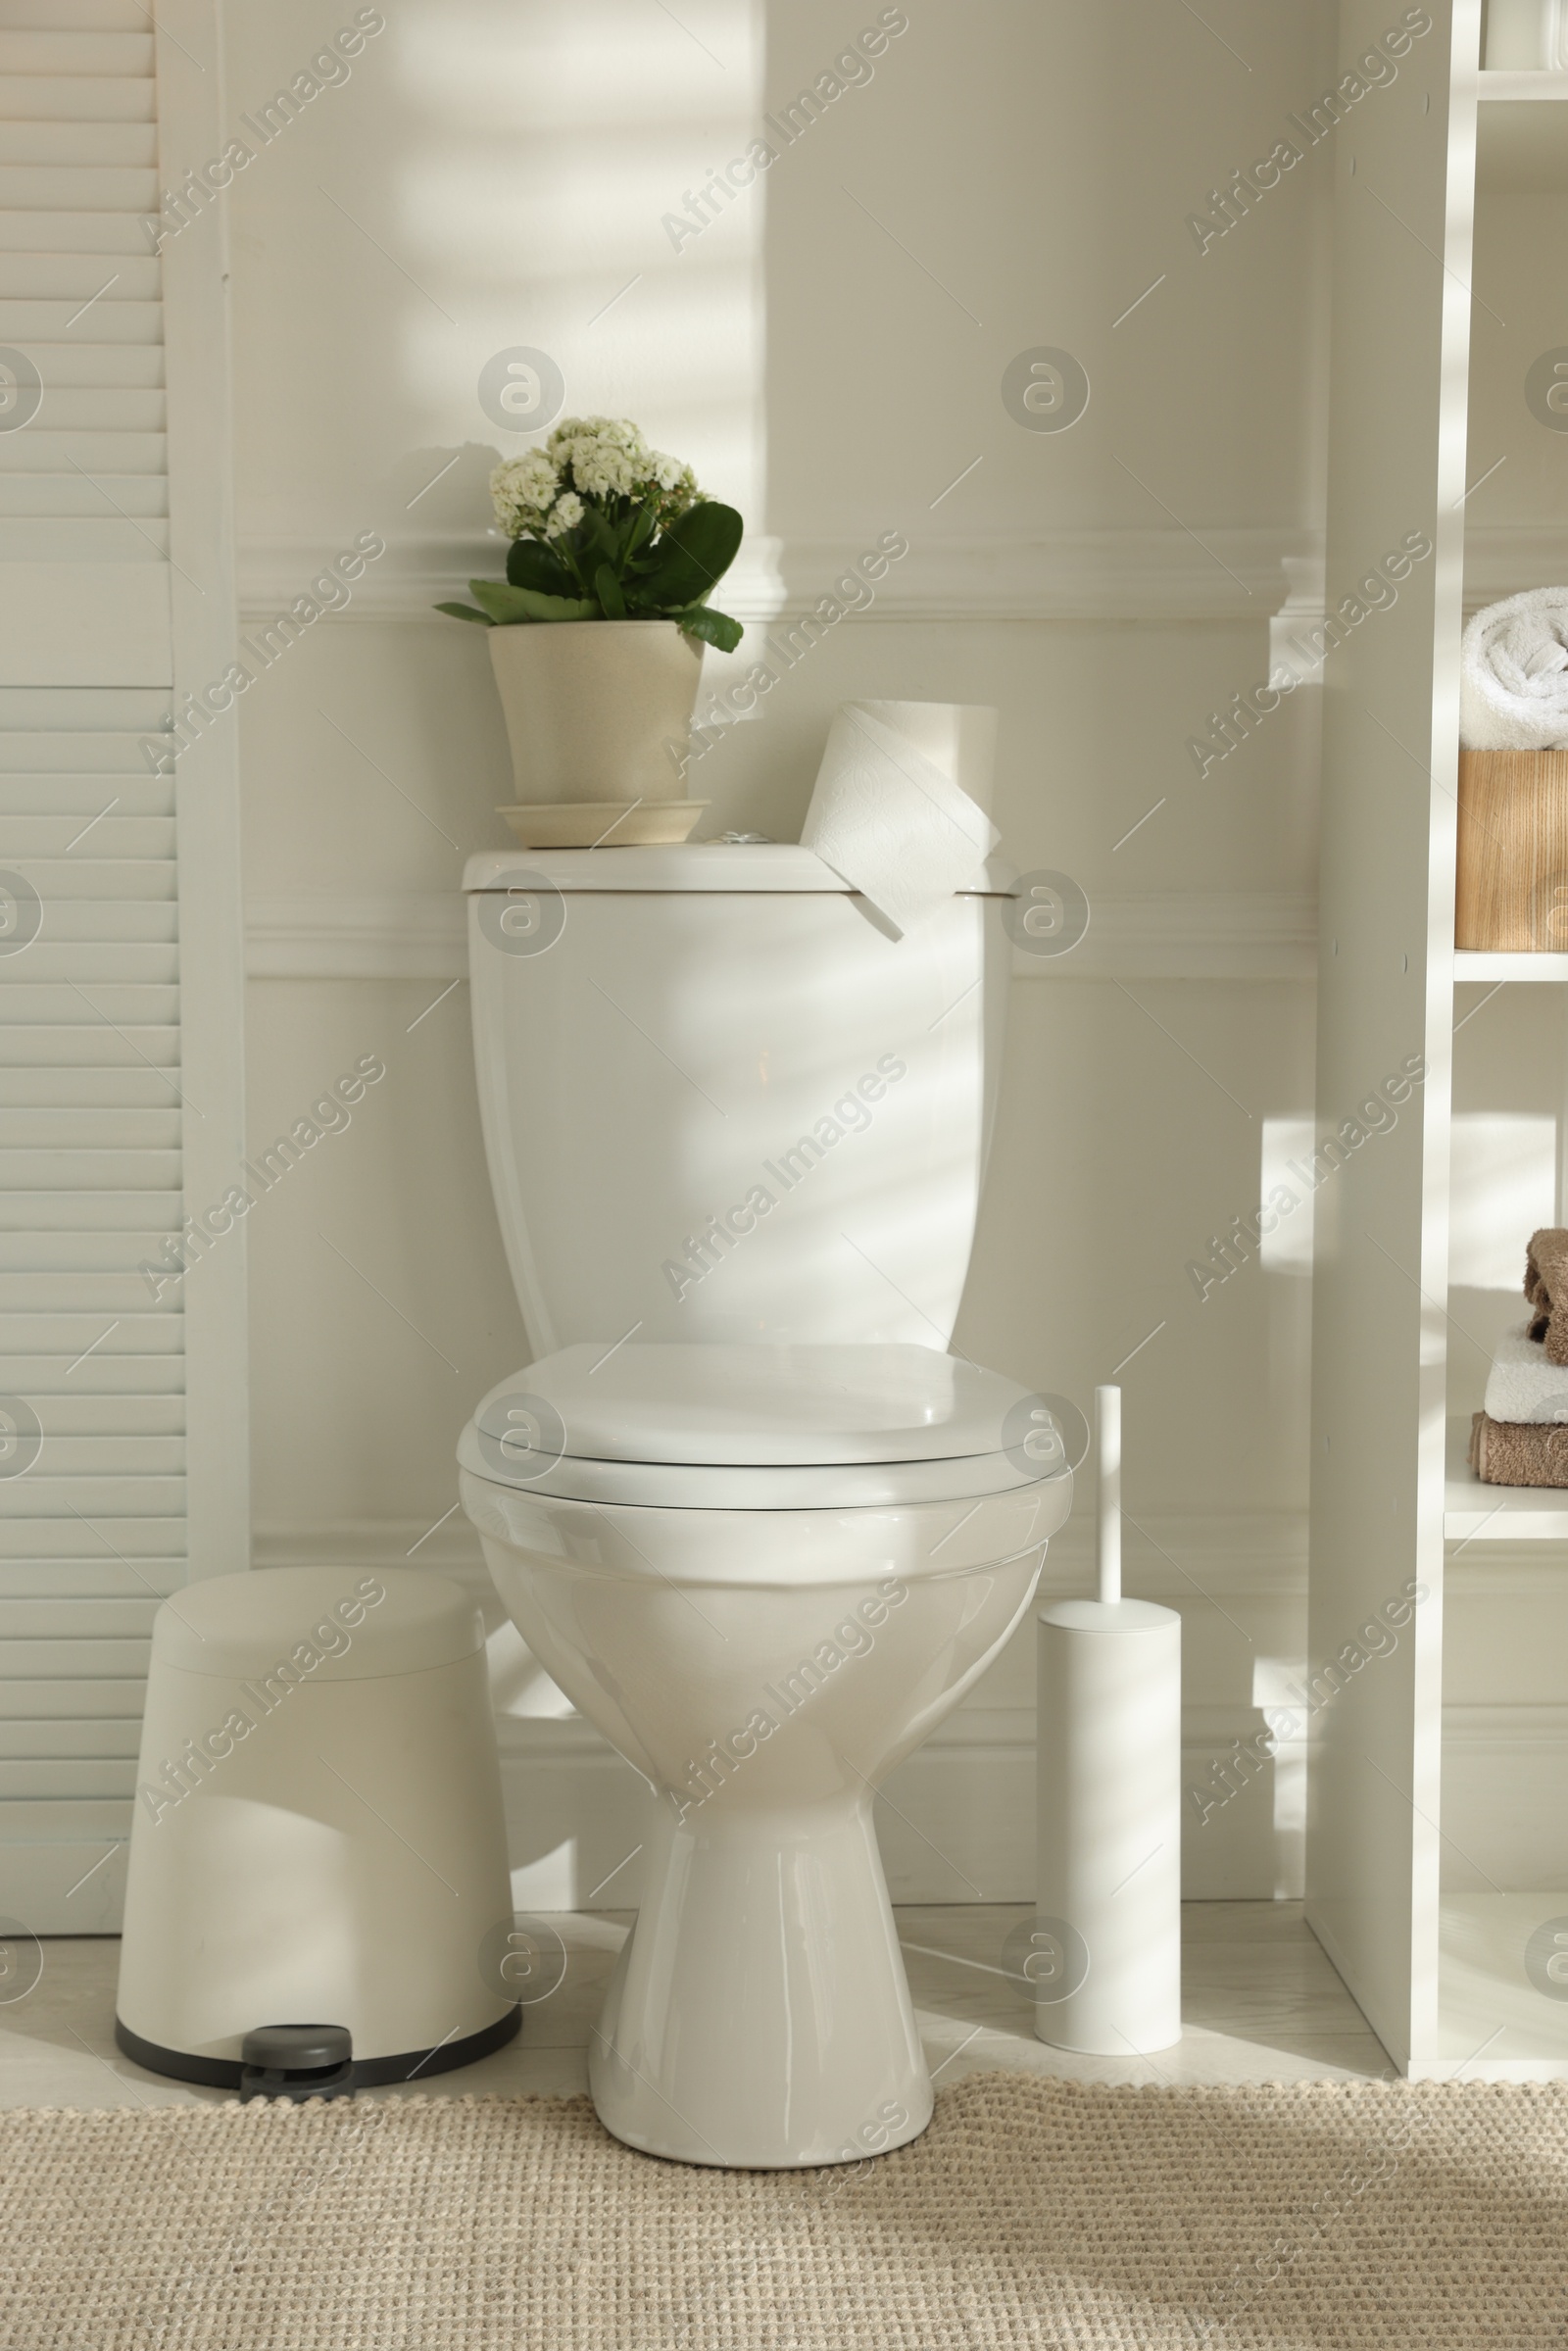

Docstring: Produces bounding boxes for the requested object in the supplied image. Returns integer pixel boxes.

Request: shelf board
[1455,951,1568,982]
[1446,1415,1568,1541]
[1478,70,1568,99]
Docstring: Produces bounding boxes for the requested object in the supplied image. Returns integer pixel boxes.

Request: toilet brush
[1031,1385,1182,2053]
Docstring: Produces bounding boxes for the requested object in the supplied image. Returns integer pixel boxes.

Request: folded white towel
[1461,589,1568,750]
[1484,1316,1568,1424]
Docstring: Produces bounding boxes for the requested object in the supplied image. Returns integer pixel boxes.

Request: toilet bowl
[459,841,1068,2165]
[459,1341,1071,2167]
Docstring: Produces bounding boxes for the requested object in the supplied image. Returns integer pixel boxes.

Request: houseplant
[439,417,744,837]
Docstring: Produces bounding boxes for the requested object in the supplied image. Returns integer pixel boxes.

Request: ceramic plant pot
[486,619,704,807]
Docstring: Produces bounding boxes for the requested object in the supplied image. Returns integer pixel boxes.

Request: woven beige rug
[3,2074,1567,2348]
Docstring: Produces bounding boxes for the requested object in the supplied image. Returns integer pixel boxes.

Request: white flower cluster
[489,416,701,543]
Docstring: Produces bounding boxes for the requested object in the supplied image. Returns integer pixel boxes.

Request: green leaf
[579,507,621,569]
[670,604,744,653]
[594,563,627,618]
[468,578,599,624]
[636,502,744,610]
[552,532,596,598]
[506,539,576,596]
[624,505,659,563]
[434,601,495,624]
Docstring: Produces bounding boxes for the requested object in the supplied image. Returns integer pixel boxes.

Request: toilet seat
[460,1446,1039,1509]
[457,1341,1070,1510]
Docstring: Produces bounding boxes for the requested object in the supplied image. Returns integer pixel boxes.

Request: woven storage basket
[1456,747,1568,950]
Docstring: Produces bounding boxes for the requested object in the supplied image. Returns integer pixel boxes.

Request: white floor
[0,1901,1396,2109]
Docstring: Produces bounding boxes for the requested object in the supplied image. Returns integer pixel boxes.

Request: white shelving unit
[1446,1416,1568,1540]
[1456,953,1568,981]
[1308,3,1568,2079]
[1476,70,1568,94]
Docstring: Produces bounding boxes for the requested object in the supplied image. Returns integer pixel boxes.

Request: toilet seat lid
[459,1342,1066,1493]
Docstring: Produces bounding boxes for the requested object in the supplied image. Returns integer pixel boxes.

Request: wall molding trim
[1016,894,1317,983]
[246,894,466,980]
[250,1522,1568,1903]
[240,526,1317,628]
[1461,527,1568,613]
[747,531,1307,623]
[245,892,1320,984]
[239,522,1562,636]
[1441,1702,1568,1751]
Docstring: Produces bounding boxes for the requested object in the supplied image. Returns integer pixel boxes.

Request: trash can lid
[150,1567,486,1680]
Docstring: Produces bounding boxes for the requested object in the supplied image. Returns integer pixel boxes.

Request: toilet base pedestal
[588,1793,933,2169]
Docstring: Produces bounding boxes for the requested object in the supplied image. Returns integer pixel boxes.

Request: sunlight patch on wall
[392,0,766,523]
[1449,1113,1555,1291]
[1260,1118,1314,1275]
[400,2,748,127]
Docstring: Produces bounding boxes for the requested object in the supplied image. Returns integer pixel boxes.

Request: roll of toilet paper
[848,700,1000,816]
[800,701,1000,937]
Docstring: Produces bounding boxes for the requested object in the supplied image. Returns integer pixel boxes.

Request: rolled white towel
[1483,1317,1568,1424]
[1462,589,1568,750]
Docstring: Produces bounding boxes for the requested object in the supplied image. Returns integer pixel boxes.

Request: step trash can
[115,1565,520,2089]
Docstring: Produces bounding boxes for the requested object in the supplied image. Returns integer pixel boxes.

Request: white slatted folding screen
[0,0,246,1933]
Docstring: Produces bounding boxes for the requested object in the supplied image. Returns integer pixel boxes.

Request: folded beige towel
[1525,1228,1568,1363]
[1471,1409,1568,1487]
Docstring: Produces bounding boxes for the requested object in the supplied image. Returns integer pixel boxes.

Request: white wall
[222,0,1356,1904]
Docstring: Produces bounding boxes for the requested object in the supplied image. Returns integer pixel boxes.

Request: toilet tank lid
[463,845,1019,895]
[148,1567,485,1678]
[461,1344,1050,1470]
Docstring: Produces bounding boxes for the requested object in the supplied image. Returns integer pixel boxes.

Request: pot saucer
[496,801,709,849]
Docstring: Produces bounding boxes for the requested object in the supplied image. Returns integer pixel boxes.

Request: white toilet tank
[466,844,1015,1350]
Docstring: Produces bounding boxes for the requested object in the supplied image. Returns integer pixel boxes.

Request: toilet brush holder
[1032,1386,1182,2055]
